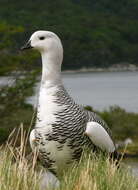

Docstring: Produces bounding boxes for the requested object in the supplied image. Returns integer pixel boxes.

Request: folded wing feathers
[85,121,115,153]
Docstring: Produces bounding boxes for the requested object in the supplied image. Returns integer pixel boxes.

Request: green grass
[0,148,39,190]
[99,106,138,140]
[60,154,138,190]
[0,131,138,190]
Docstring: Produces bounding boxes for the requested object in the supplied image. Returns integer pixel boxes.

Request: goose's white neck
[41,51,63,87]
[36,51,64,127]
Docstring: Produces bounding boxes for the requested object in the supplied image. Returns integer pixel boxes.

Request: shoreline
[63,64,138,74]
[1,64,138,76]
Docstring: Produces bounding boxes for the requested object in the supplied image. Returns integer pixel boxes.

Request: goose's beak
[20,40,33,50]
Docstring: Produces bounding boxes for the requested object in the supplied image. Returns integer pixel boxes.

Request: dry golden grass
[0,127,138,190]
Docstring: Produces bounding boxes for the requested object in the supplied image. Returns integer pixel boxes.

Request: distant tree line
[0,0,138,74]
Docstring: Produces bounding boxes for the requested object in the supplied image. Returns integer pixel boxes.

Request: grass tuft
[0,129,138,190]
[60,153,138,190]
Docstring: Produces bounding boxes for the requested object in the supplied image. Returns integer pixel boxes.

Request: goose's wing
[85,121,115,153]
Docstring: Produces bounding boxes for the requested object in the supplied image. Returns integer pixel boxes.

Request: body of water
[26,71,138,113]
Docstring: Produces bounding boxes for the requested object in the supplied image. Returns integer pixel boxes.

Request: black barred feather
[34,85,112,174]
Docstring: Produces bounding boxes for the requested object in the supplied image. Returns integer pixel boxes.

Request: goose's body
[22,31,116,175]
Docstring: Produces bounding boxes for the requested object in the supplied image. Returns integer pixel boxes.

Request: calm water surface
[62,71,138,113]
[26,71,138,113]
[1,71,137,112]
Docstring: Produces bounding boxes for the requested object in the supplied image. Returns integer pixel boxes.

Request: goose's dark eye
[39,36,45,40]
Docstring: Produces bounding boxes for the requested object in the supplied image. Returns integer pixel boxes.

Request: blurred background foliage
[0,71,38,143]
[0,0,138,75]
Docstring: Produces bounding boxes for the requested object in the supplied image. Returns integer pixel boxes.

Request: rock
[39,170,60,190]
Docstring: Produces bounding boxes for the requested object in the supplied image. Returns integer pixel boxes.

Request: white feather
[27,31,65,128]
[40,140,73,172]
[36,85,65,128]
[85,121,115,153]
[30,127,73,173]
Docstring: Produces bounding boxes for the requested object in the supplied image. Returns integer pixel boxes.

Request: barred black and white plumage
[31,85,114,174]
[22,30,116,177]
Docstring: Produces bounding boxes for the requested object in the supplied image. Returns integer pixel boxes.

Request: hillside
[0,0,138,74]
